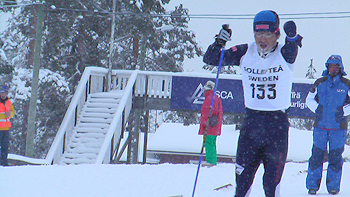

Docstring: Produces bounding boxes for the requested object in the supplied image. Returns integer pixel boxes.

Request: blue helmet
[0,85,9,93]
[322,55,346,76]
[253,10,280,33]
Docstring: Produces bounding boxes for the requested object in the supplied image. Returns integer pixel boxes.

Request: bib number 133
[250,83,276,99]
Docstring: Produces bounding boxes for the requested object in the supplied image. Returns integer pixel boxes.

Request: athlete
[203,10,303,197]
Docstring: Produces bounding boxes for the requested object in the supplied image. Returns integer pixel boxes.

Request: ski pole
[191,46,225,197]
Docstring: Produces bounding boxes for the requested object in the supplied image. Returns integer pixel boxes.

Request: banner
[170,76,314,118]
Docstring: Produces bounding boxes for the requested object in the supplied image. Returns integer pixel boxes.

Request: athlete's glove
[284,20,303,48]
[215,24,232,47]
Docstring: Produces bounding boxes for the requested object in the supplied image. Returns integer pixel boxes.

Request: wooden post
[26,3,44,157]
[107,0,117,91]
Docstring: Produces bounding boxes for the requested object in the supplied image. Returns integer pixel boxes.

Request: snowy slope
[147,123,350,162]
[1,124,350,197]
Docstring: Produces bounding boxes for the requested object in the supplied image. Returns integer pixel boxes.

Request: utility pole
[107,0,117,91]
[26,3,44,157]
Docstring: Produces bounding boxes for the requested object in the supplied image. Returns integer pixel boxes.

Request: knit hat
[321,55,347,76]
[0,86,9,93]
[253,10,280,33]
[204,81,215,91]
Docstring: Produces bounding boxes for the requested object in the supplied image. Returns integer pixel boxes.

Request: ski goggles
[328,56,341,61]
[254,31,274,38]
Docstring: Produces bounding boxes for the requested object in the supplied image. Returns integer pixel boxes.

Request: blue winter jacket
[306,74,350,129]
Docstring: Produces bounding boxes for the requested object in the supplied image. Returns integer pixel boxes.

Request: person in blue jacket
[203,10,303,197]
[305,55,350,195]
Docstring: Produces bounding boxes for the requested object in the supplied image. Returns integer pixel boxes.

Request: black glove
[335,106,345,123]
[284,21,297,37]
[215,24,232,47]
[284,20,303,48]
[209,115,218,127]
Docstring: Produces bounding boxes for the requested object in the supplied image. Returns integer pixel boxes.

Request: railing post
[142,110,149,164]
[131,110,140,164]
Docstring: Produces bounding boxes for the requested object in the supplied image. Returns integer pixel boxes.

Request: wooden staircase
[60,90,124,165]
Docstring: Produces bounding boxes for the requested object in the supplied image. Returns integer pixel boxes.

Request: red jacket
[198,90,223,136]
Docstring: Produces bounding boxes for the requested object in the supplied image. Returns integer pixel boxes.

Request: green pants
[204,135,217,165]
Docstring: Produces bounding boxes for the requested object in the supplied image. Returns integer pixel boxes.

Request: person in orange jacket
[0,85,15,166]
[198,81,223,166]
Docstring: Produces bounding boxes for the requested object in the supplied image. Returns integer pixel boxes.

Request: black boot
[329,189,339,195]
[308,189,317,195]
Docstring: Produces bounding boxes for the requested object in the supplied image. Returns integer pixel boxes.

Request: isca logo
[190,83,234,105]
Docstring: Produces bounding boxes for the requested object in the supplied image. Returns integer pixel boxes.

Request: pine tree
[1,0,202,158]
[305,58,317,79]
[0,0,16,12]
[0,0,16,85]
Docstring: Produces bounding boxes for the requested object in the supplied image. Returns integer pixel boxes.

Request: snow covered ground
[147,123,350,163]
[1,123,350,197]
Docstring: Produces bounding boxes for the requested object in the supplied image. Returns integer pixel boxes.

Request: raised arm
[281,21,303,64]
[203,24,247,66]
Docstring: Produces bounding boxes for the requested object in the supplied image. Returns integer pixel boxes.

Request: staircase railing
[95,70,139,164]
[111,69,172,99]
[45,67,108,164]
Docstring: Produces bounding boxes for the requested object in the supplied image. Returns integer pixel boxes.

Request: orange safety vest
[0,100,12,128]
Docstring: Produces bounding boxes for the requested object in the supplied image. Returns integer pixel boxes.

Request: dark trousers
[0,130,9,166]
[235,109,289,197]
